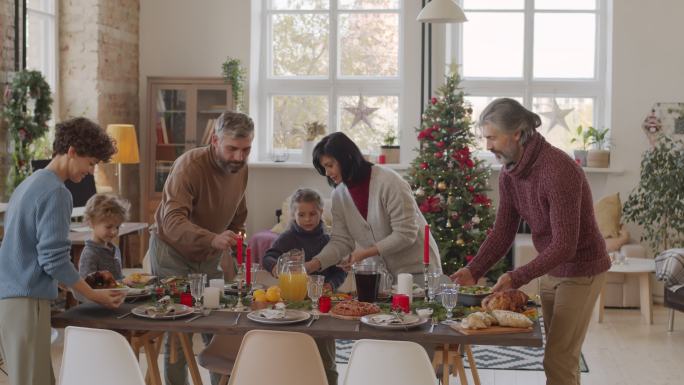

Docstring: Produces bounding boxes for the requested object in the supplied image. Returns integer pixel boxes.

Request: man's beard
[216,157,245,173]
[492,148,518,168]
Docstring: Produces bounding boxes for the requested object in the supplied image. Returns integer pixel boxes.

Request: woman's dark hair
[312,132,373,187]
[53,117,117,162]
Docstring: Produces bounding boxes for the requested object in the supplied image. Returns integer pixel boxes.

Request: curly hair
[84,193,130,224]
[53,117,117,161]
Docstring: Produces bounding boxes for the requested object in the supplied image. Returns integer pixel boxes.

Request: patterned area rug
[335,315,589,372]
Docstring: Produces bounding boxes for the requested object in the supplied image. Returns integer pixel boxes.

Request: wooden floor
[1,305,683,385]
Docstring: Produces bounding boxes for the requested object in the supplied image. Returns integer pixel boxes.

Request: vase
[587,149,610,168]
[573,150,588,167]
[380,145,401,164]
[301,140,315,164]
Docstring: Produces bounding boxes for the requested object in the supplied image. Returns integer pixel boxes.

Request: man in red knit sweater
[451,98,610,385]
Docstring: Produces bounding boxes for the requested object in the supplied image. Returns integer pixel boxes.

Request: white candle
[209,278,225,290]
[204,287,221,309]
[397,273,413,304]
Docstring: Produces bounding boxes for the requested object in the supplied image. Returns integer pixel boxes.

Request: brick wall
[0,0,15,200]
[60,0,140,219]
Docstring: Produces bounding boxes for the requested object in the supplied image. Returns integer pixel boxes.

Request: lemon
[253,292,267,302]
[266,286,281,302]
[253,289,266,297]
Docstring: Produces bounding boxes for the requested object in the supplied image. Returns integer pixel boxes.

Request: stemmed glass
[427,272,442,303]
[440,283,460,325]
[307,275,325,314]
[188,273,207,313]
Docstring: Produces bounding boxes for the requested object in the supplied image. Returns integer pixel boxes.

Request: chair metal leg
[668,308,675,332]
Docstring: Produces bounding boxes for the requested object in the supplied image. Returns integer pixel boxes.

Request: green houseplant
[623,135,684,253]
[380,131,400,164]
[586,126,611,168]
[221,57,246,112]
[570,125,591,166]
[299,121,326,164]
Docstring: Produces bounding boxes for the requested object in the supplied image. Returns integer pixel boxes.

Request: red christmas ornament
[436,141,445,149]
[431,97,438,105]
[434,151,443,159]
[427,179,434,186]
[467,186,475,192]
[420,162,429,170]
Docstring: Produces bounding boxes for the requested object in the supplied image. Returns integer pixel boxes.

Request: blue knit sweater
[0,169,81,300]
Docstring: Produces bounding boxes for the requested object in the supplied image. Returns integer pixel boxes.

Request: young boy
[0,117,126,385]
[79,194,131,280]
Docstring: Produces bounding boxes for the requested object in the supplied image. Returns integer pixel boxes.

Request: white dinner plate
[246,309,311,325]
[360,313,428,330]
[131,304,194,320]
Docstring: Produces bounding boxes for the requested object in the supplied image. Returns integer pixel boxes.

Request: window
[257,0,403,160]
[452,0,607,154]
[26,0,57,93]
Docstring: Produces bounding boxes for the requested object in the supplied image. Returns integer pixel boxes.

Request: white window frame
[255,0,405,162]
[447,0,609,157]
[26,0,58,121]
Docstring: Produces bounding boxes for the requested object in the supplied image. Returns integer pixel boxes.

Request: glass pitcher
[278,260,308,301]
[274,248,305,278]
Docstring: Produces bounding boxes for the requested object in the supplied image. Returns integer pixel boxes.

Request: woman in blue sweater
[0,118,126,385]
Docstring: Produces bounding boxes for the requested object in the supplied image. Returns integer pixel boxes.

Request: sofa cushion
[594,193,622,238]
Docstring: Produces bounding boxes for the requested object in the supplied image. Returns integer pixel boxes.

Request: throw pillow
[594,193,621,239]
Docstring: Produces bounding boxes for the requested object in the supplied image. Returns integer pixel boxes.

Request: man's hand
[211,230,239,251]
[305,259,322,274]
[450,267,476,286]
[492,272,513,292]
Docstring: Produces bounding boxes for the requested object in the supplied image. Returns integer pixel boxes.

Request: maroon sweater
[346,167,371,220]
[467,134,611,288]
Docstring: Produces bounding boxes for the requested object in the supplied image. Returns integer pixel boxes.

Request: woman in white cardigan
[304,132,442,280]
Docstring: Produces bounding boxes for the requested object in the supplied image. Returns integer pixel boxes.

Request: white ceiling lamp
[417,0,468,23]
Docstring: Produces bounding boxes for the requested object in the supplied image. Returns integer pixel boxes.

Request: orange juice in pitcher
[278,261,308,301]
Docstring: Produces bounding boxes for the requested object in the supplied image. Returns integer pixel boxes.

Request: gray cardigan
[313,165,442,277]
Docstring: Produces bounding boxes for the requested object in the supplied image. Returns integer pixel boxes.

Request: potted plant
[221,57,246,112]
[623,135,684,254]
[299,121,326,164]
[570,125,591,166]
[586,126,611,168]
[380,131,400,164]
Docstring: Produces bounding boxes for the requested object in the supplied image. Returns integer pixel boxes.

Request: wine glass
[307,275,325,314]
[440,283,460,325]
[188,273,207,313]
[427,272,442,303]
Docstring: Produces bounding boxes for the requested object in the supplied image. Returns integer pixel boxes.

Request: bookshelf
[143,77,235,222]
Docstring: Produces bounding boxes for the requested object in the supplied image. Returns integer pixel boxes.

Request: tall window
[26,0,57,93]
[452,0,607,153]
[257,0,403,160]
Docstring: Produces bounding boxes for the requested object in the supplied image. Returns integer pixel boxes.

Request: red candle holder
[391,294,410,313]
[319,296,332,313]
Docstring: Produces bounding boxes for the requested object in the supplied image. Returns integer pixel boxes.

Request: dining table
[52,303,543,385]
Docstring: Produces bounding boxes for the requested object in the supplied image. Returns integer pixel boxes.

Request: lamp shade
[417,0,468,23]
[107,124,140,164]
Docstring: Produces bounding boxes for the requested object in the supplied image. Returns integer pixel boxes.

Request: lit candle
[246,247,252,285]
[236,232,243,265]
[423,224,430,264]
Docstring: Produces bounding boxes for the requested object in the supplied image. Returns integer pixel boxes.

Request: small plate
[131,304,194,320]
[246,309,311,325]
[360,313,428,330]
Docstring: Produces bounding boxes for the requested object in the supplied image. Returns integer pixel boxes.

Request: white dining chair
[343,339,437,385]
[228,329,328,385]
[197,334,244,385]
[58,326,145,385]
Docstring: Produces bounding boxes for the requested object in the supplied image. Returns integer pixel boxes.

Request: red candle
[378,154,386,164]
[423,224,430,264]
[246,247,252,285]
[236,233,243,265]
[319,296,331,313]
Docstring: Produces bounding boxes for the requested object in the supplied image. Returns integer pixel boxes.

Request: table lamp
[106,124,140,194]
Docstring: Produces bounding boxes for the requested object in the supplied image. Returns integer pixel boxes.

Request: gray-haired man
[149,111,254,385]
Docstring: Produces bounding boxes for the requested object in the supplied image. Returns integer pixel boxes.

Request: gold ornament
[447,196,455,205]
[456,239,465,246]
[446,218,452,228]
[437,181,447,191]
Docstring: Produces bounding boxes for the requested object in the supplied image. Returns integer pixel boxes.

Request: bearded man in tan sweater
[149,111,253,385]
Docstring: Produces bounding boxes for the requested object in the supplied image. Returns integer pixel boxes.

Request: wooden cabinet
[143,77,235,222]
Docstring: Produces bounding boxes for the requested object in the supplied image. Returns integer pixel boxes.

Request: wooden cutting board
[451,324,533,335]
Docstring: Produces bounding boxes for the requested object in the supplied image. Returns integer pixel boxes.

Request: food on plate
[123,272,155,287]
[331,300,381,317]
[84,270,120,289]
[458,285,493,295]
[460,311,498,330]
[329,293,353,302]
[482,289,529,312]
[145,295,177,316]
[491,310,534,328]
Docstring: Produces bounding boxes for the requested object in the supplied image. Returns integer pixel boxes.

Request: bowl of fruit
[457,285,493,307]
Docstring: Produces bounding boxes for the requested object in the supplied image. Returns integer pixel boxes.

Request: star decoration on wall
[540,99,574,133]
[344,95,378,129]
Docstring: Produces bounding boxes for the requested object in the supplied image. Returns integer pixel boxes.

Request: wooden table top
[52,303,543,348]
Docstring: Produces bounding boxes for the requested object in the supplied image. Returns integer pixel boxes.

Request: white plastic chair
[228,330,328,385]
[343,339,437,385]
[58,326,145,385]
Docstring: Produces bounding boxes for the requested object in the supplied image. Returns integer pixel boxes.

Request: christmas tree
[407,71,506,280]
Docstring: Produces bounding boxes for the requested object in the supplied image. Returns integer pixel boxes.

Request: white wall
[139,0,684,245]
